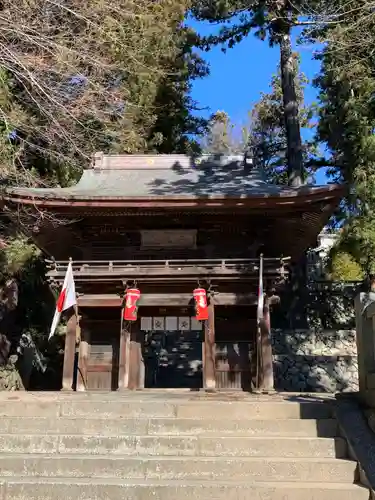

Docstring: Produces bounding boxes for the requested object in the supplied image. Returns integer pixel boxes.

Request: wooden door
[215,306,256,391]
[84,314,120,391]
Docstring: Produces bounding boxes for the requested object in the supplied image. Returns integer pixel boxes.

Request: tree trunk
[279,30,303,187]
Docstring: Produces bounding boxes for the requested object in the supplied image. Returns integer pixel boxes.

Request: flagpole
[61,258,78,391]
[65,258,79,344]
[73,258,89,392]
[255,254,264,392]
[70,258,82,391]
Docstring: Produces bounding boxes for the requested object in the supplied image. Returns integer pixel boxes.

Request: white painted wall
[307,230,339,279]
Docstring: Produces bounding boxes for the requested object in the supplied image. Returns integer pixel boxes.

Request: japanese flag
[49,261,76,340]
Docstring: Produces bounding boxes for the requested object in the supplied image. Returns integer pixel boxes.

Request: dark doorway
[141,307,203,389]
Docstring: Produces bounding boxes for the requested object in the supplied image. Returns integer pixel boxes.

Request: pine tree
[147,25,209,155]
[191,0,311,186]
[248,56,316,184]
[313,2,375,276]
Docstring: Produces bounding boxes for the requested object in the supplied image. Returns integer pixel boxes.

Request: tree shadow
[144,328,203,390]
[271,281,359,395]
[147,155,312,198]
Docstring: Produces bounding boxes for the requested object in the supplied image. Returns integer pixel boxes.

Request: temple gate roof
[5,153,345,205]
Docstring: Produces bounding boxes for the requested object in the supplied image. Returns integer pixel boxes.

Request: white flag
[49,261,76,340]
[257,255,264,323]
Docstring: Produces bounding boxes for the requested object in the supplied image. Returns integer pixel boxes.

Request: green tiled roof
[6,154,339,200]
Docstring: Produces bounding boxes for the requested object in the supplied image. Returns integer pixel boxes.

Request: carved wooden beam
[77,293,260,308]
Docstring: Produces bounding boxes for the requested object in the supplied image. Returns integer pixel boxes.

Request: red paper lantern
[193,288,209,321]
[123,288,141,321]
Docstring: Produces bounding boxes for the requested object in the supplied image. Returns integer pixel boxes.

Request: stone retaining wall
[272,329,358,393]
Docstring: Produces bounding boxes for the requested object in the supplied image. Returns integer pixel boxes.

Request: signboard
[141,230,196,249]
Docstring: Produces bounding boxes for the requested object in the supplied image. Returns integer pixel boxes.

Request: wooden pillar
[62,309,77,391]
[203,298,216,391]
[118,324,131,390]
[258,297,275,392]
[128,329,142,390]
[76,318,90,392]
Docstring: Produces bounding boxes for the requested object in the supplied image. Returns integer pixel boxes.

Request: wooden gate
[215,307,256,391]
[82,312,120,391]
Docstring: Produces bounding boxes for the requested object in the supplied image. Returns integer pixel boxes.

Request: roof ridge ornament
[90,152,258,171]
[92,151,104,169]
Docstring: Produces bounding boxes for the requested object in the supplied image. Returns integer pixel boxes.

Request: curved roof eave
[4,184,346,209]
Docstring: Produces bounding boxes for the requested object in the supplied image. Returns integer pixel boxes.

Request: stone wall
[272,328,358,393]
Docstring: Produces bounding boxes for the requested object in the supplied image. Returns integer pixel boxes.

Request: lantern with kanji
[193,287,208,321]
[123,288,141,321]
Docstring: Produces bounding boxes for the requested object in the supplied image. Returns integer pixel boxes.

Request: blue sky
[189,20,328,184]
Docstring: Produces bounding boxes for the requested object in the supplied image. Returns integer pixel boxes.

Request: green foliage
[191,0,310,47]
[200,55,316,184]
[0,0,207,188]
[314,24,375,188]
[147,25,209,154]
[328,218,375,278]
[312,3,375,275]
[248,56,317,183]
[306,282,357,331]
[0,1,209,387]
[328,251,364,282]
[0,236,40,279]
[191,0,313,185]
[201,111,245,154]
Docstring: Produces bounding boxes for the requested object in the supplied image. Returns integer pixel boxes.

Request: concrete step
[0,455,357,483]
[1,416,338,437]
[0,434,347,458]
[0,399,333,420]
[0,478,368,500]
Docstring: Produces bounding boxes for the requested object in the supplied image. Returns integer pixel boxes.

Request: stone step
[1,416,339,437]
[0,455,357,483]
[0,399,333,420]
[0,434,347,458]
[0,478,368,500]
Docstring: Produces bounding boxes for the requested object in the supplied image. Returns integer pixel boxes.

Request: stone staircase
[0,391,369,499]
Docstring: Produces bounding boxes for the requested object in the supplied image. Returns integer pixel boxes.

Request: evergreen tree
[148,25,209,154]
[199,57,315,184]
[328,251,364,282]
[313,4,375,276]
[248,56,316,184]
[201,111,244,154]
[0,0,209,388]
[191,0,313,186]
